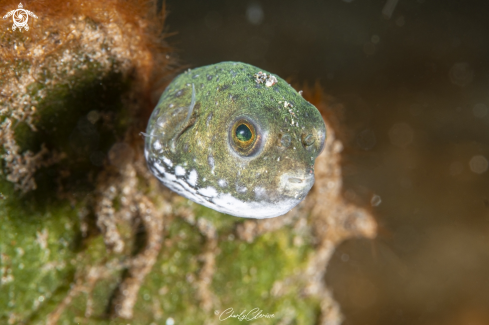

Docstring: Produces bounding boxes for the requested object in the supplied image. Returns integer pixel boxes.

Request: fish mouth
[287,177,307,184]
[279,172,315,198]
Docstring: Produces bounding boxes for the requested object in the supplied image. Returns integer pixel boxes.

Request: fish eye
[236,124,253,142]
[230,118,261,156]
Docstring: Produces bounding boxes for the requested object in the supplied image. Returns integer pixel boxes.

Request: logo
[3,3,38,31]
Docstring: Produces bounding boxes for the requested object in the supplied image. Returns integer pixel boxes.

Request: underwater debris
[254,71,277,87]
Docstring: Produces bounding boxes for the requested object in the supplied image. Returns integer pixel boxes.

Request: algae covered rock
[0,1,376,324]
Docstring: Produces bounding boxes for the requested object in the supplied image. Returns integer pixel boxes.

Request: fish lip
[285,174,314,184]
[288,177,305,184]
[279,173,315,197]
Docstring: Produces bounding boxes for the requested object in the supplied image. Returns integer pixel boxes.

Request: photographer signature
[215,307,275,321]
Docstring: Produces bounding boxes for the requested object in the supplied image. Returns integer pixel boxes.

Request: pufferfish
[144,62,326,219]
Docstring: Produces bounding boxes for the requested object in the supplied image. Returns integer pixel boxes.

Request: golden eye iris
[230,119,259,155]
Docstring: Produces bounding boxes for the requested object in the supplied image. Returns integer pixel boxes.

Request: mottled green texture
[213,226,319,324]
[0,183,78,323]
[0,62,129,323]
[51,204,320,325]
[145,62,326,219]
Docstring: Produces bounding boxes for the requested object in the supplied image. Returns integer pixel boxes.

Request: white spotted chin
[209,193,303,219]
[146,159,306,218]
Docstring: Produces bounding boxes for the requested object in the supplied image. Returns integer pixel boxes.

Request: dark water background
[164,1,489,324]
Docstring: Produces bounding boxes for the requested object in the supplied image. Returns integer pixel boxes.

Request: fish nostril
[302,133,315,147]
[288,177,303,184]
[279,133,291,147]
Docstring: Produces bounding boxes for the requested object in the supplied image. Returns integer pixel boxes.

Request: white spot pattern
[154,162,166,174]
[254,187,267,200]
[152,140,162,152]
[162,156,173,167]
[187,169,198,187]
[149,160,303,219]
[175,165,186,176]
[218,179,228,188]
[197,186,218,197]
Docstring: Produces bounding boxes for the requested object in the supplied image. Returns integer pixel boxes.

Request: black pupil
[236,124,252,142]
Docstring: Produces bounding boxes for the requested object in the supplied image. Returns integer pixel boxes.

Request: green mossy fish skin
[144,62,326,218]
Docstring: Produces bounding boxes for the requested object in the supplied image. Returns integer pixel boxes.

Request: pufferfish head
[145,62,326,218]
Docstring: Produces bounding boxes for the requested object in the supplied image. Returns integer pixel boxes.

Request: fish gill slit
[170,84,198,152]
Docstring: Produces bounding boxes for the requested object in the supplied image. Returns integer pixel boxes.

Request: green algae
[47,212,319,324]
[0,189,79,323]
